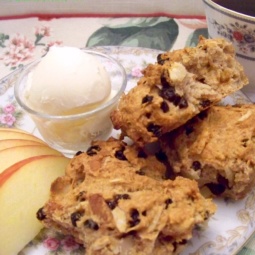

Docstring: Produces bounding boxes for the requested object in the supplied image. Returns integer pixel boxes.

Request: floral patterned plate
[0,46,254,255]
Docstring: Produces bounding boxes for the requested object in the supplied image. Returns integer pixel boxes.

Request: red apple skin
[0,155,70,255]
[0,129,46,144]
[0,139,43,150]
[0,144,63,174]
[0,155,63,187]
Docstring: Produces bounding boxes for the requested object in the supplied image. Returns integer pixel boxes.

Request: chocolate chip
[178,97,188,109]
[179,239,187,245]
[84,219,99,230]
[135,170,145,175]
[106,200,117,210]
[159,86,176,102]
[241,138,249,147]
[106,194,130,210]
[157,54,163,64]
[155,150,168,162]
[147,123,162,137]
[200,99,211,108]
[142,211,147,216]
[205,183,226,196]
[145,113,151,119]
[71,211,83,227]
[165,163,176,180]
[160,101,169,113]
[160,235,173,242]
[76,191,86,202]
[115,194,130,200]
[160,75,171,87]
[36,207,46,221]
[157,54,169,65]
[198,77,206,84]
[142,95,153,104]
[198,110,208,120]
[129,209,140,227]
[217,174,229,189]
[173,239,187,252]
[131,209,139,220]
[203,210,210,221]
[185,126,194,135]
[75,151,83,156]
[192,161,201,171]
[121,230,137,238]
[115,148,127,160]
[137,149,147,158]
[86,145,101,156]
[165,198,173,209]
[159,85,185,107]
[173,94,182,106]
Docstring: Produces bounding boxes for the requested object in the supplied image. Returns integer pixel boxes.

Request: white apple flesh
[0,155,70,255]
[0,139,43,151]
[0,129,46,144]
[0,144,63,174]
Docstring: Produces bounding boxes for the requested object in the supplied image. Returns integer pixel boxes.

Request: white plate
[0,46,254,255]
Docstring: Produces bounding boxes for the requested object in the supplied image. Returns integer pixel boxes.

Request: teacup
[203,0,255,101]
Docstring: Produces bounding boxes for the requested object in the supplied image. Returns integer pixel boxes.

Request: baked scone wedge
[37,138,216,255]
[161,104,255,200]
[111,37,248,146]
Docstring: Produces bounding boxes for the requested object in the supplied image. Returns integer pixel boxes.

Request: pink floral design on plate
[43,237,60,251]
[3,103,16,114]
[0,113,16,127]
[0,103,22,128]
[28,228,85,254]
[131,66,143,78]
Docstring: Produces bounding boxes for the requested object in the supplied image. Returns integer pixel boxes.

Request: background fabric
[0,16,208,79]
[0,0,206,18]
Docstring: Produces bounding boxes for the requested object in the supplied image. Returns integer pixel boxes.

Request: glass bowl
[14,49,127,157]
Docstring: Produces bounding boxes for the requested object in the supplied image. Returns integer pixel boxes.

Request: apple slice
[0,127,31,134]
[0,144,63,174]
[0,155,70,255]
[0,139,44,151]
[0,129,46,144]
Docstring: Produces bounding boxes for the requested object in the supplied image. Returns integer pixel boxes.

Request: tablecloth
[0,15,255,255]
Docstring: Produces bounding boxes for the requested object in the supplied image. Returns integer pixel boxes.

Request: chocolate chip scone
[161,104,255,200]
[111,37,248,146]
[37,138,216,255]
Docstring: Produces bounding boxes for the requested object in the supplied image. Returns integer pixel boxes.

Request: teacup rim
[203,0,255,23]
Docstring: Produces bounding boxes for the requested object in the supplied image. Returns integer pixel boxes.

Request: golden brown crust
[39,138,216,255]
[161,104,255,200]
[111,37,248,146]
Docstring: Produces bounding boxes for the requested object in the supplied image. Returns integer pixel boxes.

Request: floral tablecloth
[0,15,255,255]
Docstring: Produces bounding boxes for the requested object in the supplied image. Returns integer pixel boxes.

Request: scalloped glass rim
[203,0,255,21]
[14,49,127,120]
